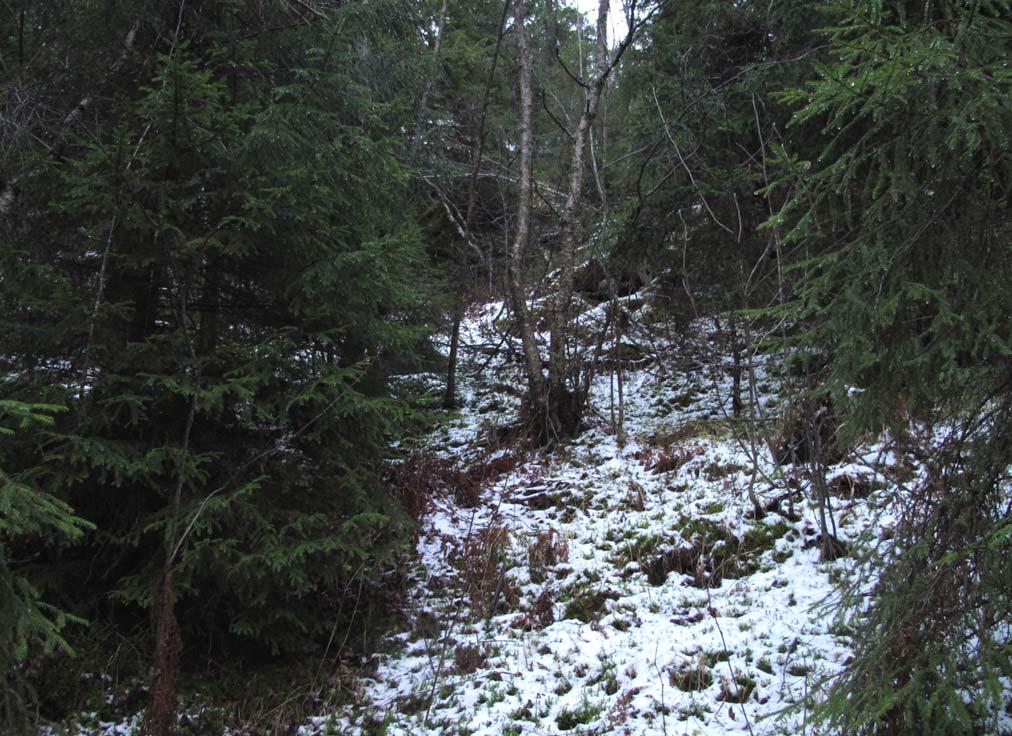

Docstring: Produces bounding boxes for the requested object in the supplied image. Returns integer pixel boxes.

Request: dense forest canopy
[1,1,1009,734]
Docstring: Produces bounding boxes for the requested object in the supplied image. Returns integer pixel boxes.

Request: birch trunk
[507,0,548,418]
[545,0,611,438]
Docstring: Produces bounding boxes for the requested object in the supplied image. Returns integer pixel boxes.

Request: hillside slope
[309,300,906,736]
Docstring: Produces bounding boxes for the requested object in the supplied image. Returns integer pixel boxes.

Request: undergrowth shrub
[453,644,486,675]
[669,659,714,692]
[454,523,517,619]
[384,453,456,523]
[510,585,557,632]
[642,519,790,588]
[636,443,704,474]
[768,395,843,467]
[527,529,569,584]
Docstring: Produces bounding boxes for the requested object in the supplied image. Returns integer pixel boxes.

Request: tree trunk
[506,0,549,429]
[443,305,462,409]
[442,0,510,408]
[730,310,743,418]
[544,0,612,441]
[141,564,182,736]
[510,0,641,444]
[143,252,199,736]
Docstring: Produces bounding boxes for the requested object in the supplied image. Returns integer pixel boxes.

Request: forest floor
[304,298,906,736]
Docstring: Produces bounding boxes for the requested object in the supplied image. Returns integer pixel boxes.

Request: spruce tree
[0,402,92,732]
[1,1,435,726]
[772,1,1012,731]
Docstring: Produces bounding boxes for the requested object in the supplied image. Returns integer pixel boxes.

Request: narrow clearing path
[311,302,898,736]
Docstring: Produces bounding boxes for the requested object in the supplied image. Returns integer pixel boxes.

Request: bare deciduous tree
[509,0,653,444]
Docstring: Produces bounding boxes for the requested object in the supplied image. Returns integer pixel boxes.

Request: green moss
[477,685,505,706]
[588,660,619,695]
[664,517,794,582]
[396,694,428,715]
[702,461,747,481]
[671,389,698,408]
[648,418,728,444]
[413,611,442,640]
[677,702,710,721]
[563,588,615,622]
[361,713,393,736]
[743,520,791,554]
[787,663,813,677]
[707,648,733,663]
[556,696,603,731]
[509,698,552,722]
[561,572,617,623]
[609,530,664,570]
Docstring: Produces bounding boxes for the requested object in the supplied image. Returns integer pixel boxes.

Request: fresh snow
[303,300,898,736]
[45,297,1011,735]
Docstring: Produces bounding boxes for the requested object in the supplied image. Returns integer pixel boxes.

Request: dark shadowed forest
[1,1,1010,734]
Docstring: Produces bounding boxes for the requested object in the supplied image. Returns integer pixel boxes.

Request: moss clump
[395,694,427,715]
[642,519,737,586]
[717,674,757,703]
[707,648,733,662]
[561,572,617,622]
[642,517,796,587]
[669,662,714,691]
[678,516,734,541]
[743,520,792,554]
[609,529,664,570]
[671,419,728,442]
[702,461,747,481]
[588,661,619,695]
[477,685,505,706]
[773,548,793,563]
[556,697,603,731]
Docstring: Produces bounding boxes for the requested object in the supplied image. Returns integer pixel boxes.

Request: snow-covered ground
[303,300,902,736]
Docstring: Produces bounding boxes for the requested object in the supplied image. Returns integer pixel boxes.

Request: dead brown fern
[527,528,569,584]
[454,522,517,619]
